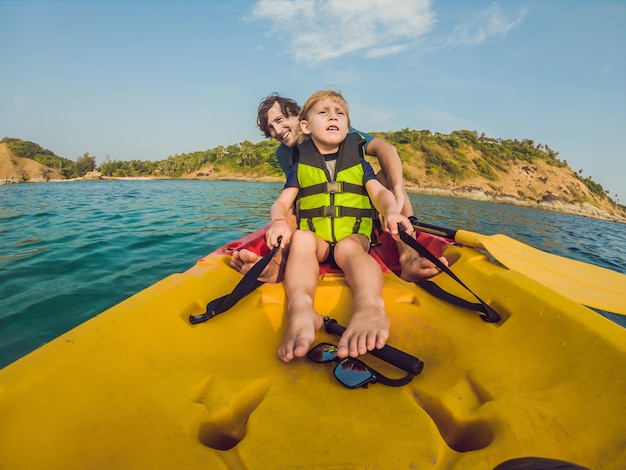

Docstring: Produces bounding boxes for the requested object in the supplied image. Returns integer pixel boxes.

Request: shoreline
[406,185,626,224]
[3,174,625,224]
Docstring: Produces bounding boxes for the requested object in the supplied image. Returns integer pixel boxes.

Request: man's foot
[398,241,448,282]
[229,247,286,283]
[337,299,390,358]
[278,306,324,363]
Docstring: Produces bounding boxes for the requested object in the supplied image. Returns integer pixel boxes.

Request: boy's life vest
[296,133,376,245]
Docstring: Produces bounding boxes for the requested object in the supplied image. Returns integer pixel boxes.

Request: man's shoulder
[276,143,296,175]
[349,127,374,146]
[276,143,294,156]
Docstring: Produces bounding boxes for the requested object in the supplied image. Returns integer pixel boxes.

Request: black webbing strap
[298,206,376,219]
[399,227,501,323]
[416,280,489,312]
[299,181,369,198]
[189,237,282,324]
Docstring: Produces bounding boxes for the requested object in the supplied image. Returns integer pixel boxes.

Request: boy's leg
[333,235,390,359]
[277,230,329,363]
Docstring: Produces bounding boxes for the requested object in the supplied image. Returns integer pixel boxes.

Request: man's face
[266,102,299,148]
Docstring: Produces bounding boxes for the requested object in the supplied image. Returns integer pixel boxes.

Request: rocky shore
[408,185,626,223]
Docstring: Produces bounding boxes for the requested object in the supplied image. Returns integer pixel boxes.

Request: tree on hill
[76,152,96,176]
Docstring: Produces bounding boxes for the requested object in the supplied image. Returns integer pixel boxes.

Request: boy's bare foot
[229,247,286,283]
[278,305,324,363]
[337,298,390,358]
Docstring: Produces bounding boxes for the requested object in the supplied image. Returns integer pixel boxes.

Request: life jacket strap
[298,206,376,219]
[299,181,368,198]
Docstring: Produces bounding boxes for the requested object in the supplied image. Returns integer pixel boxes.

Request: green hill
[3,130,624,221]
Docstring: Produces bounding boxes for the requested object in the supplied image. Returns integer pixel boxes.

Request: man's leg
[377,171,448,281]
[229,213,297,283]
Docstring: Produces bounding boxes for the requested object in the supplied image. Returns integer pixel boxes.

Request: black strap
[399,227,501,323]
[417,279,487,313]
[189,237,282,324]
[300,181,369,198]
[298,206,376,219]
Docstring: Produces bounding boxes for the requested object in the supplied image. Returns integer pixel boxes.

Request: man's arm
[365,179,412,237]
[267,187,299,248]
[364,137,411,216]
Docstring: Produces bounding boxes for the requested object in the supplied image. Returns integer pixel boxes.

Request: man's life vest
[296,133,375,244]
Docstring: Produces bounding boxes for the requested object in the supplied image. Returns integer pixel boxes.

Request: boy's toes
[278,341,296,363]
[293,338,312,358]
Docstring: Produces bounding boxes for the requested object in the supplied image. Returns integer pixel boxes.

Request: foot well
[412,375,497,452]
[192,376,269,451]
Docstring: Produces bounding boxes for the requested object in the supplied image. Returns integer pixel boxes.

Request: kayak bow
[0,228,624,469]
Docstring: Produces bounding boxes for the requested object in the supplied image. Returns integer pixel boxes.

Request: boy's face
[265,102,300,148]
[300,98,349,154]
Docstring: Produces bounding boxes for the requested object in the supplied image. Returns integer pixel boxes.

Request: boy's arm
[267,187,299,248]
[365,179,412,238]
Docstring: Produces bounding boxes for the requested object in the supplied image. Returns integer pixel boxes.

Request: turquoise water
[1,180,625,368]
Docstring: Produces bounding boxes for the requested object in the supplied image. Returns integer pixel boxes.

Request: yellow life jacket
[296,133,375,244]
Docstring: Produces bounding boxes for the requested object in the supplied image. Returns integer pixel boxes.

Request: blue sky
[1,1,624,198]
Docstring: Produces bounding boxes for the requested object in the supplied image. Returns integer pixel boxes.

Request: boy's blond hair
[298,89,351,126]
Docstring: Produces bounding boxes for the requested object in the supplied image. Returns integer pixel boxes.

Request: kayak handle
[323,316,424,376]
[409,217,457,240]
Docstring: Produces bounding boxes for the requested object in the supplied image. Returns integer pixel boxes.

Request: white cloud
[439,4,527,48]
[365,44,409,59]
[250,0,435,64]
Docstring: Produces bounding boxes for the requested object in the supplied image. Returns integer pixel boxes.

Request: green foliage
[76,152,96,177]
[100,159,159,177]
[388,128,419,144]
[155,139,282,177]
[473,158,497,181]
[95,138,283,178]
[451,129,479,144]
[575,173,607,200]
[420,141,464,179]
[380,129,569,172]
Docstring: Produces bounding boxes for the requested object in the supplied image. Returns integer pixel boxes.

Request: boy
[266,90,414,362]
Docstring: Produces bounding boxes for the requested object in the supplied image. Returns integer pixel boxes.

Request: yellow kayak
[0,228,624,469]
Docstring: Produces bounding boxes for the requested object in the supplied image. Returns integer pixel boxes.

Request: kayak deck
[0,230,624,469]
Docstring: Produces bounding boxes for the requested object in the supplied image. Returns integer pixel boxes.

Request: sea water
[1,180,625,368]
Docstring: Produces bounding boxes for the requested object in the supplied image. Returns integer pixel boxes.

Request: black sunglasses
[307,343,416,389]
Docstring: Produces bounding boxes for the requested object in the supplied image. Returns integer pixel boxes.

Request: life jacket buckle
[326,181,340,193]
[323,206,336,218]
